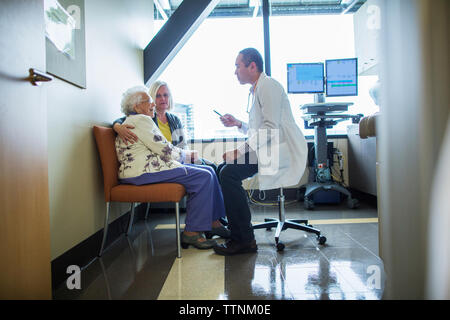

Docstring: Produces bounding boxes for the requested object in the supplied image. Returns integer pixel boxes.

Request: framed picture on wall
[45,0,86,88]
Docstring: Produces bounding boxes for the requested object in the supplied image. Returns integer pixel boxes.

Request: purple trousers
[120,164,226,232]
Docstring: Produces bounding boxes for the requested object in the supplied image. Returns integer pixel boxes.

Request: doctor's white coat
[238,72,308,190]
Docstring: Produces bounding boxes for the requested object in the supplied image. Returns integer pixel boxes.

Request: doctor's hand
[220,114,242,128]
[113,123,138,145]
[223,149,241,162]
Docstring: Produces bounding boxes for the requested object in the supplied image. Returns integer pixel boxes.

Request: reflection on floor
[53,201,384,300]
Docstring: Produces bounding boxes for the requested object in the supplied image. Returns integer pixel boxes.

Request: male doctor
[214,48,308,256]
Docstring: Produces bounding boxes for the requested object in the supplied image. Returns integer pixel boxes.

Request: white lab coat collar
[250,72,266,95]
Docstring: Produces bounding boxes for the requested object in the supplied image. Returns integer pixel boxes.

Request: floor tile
[158,249,225,300]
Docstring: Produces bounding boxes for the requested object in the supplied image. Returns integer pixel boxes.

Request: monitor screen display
[287,63,324,94]
[325,58,358,97]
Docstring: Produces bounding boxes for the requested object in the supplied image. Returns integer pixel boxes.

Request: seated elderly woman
[115,86,229,249]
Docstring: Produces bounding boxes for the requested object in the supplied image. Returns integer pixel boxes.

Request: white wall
[378,0,450,299]
[47,0,154,260]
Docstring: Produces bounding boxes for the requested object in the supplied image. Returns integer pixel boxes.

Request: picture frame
[45,0,86,88]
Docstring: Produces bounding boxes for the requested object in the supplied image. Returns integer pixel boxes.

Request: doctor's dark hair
[239,48,264,72]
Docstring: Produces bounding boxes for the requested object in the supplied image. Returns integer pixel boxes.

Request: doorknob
[28,68,53,86]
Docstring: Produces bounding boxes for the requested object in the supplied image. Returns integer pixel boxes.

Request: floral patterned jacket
[115,114,186,179]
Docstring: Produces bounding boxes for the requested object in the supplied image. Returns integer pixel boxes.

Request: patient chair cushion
[111,183,185,203]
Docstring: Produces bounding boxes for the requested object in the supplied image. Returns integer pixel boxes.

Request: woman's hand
[220,114,242,128]
[185,150,199,163]
[191,150,199,163]
[113,123,138,145]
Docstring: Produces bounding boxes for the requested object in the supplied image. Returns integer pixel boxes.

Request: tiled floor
[53,200,385,300]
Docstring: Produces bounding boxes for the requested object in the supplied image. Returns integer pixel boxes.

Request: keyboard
[300,102,354,114]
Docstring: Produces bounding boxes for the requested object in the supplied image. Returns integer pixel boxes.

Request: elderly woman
[115,86,228,249]
[113,81,217,170]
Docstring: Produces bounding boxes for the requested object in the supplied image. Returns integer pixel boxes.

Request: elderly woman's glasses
[138,99,152,105]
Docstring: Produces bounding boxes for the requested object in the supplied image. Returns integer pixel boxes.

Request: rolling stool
[252,187,327,251]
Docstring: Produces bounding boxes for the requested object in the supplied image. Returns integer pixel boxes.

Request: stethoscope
[246,86,256,114]
[246,92,252,114]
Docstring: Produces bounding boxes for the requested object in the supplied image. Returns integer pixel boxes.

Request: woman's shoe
[204,226,231,239]
[181,232,217,249]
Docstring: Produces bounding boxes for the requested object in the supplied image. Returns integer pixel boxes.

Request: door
[0,0,51,299]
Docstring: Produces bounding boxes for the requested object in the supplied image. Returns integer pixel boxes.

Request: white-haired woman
[113,81,217,171]
[115,86,228,249]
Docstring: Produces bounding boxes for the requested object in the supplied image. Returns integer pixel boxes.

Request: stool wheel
[347,198,359,209]
[318,236,327,245]
[304,198,314,210]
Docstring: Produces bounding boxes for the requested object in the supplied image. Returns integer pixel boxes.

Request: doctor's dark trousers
[218,152,259,243]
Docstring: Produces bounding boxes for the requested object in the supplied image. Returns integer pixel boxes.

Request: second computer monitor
[287,63,324,94]
[325,58,358,97]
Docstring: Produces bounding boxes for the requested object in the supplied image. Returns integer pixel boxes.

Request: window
[156,16,263,140]
[154,3,378,139]
[270,14,379,136]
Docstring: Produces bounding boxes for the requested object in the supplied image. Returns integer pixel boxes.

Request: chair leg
[127,202,136,235]
[144,202,150,220]
[278,188,286,222]
[175,202,181,258]
[99,202,111,257]
[253,219,278,230]
[284,220,321,236]
[274,221,284,245]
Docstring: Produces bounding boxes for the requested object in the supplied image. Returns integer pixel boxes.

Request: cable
[330,146,349,187]
[246,190,297,206]
[259,190,266,201]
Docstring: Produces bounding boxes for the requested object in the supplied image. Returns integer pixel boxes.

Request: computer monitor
[325,58,358,97]
[287,63,324,94]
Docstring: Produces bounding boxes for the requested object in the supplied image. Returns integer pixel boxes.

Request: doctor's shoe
[213,239,258,256]
[204,226,231,239]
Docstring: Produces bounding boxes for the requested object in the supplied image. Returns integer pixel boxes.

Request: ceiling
[154,0,367,19]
